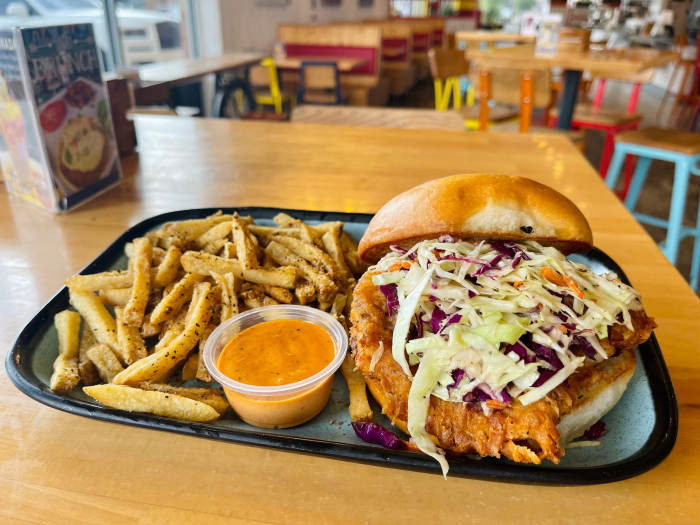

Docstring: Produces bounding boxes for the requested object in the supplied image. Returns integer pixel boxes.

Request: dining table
[1,116,699,524]
[274,56,369,72]
[455,30,536,48]
[466,44,679,129]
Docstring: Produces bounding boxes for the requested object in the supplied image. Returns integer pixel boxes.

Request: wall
[220,0,390,53]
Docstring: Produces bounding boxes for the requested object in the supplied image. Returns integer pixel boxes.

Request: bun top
[358,173,593,264]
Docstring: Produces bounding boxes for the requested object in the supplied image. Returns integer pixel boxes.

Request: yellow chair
[250,58,296,114]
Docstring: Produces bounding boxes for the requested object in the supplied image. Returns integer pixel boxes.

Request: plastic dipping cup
[203,305,348,429]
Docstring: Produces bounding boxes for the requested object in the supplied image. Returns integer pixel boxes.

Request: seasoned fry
[152,215,233,241]
[273,212,301,228]
[299,223,324,248]
[322,229,352,284]
[344,281,356,316]
[65,270,133,292]
[182,353,199,381]
[240,288,279,309]
[232,215,260,270]
[50,310,81,393]
[270,235,337,278]
[153,246,182,288]
[294,281,316,305]
[87,344,125,383]
[248,225,301,239]
[211,272,238,322]
[262,254,277,269]
[150,272,204,325]
[139,382,229,414]
[126,243,166,265]
[340,352,373,423]
[265,241,337,302]
[262,284,293,304]
[202,238,228,255]
[196,345,213,382]
[311,221,344,234]
[123,237,152,326]
[141,317,161,338]
[99,288,131,306]
[115,306,148,365]
[78,321,100,386]
[113,282,215,386]
[340,231,368,277]
[83,384,219,422]
[69,290,119,352]
[222,242,237,259]
[180,251,297,289]
[195,221,232,248]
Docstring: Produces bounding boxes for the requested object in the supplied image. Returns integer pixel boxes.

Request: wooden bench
[277,24,389,107]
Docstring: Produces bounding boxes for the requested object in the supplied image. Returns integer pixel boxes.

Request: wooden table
[275,56,369,72]
[456,30,536,48]
[467,44,679,129]
[2,117,699,524]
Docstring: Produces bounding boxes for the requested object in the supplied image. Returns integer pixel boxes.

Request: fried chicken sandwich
[349,173,656,475]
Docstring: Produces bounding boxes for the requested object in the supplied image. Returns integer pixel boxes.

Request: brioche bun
[358,173,594,264]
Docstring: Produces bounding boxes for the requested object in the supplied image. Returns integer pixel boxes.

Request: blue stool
[606,128,700,290]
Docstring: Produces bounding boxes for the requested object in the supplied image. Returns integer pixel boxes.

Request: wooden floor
[395,79,700,290]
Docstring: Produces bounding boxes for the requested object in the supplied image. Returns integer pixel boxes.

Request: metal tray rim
[5,207,679,485]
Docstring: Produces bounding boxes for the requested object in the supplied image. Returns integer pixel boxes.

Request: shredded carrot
[513,281,523,289]
[388,261,412,272]
[539,266,566,287]
[486,400,507,410]
[592,299,598,304]
[564,276,585,299]
[560,326,568,334]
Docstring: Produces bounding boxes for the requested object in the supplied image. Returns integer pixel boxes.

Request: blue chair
[606,128,700,290]
[297,62,344,105]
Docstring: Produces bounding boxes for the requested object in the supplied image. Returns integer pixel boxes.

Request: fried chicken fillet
[350,271,656,464]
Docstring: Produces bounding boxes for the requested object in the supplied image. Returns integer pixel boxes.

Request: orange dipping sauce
[217,319,335,387]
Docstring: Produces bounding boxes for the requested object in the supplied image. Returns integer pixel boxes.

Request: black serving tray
[6,208,678,484]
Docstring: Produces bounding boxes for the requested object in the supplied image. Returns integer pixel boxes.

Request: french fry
[196,345,213,382]
[87,344,125,383]
[181,353,199,381]
[222,242,237,259]
[340,231,369,277]
[202,238,228,255]
[153,246,182,288]
[69,290,119,352]
[273,212,300,228]
[322,229,352,284]
[294,281,316,305]
[113,283,215,386]
[344,281,356,316]
[139,382,229,415]
[262,284,293,304]
[50,310,81,393]
[232,215,260,270]
[115,306,148,365]
[265,241,337,302]
[340,352,373,423]
[248,225,301,239]
[240,289,278,309]
[195,221,232,248]
[78,321,100,386]
[270,235,337,278]
[99,288,131,306]
[141,317,161,338]
[211,272,238,322]
[150,272,204,325]
[65,270,133,292]
[299,223,324,248]
[180,251,297,289]
[125,243,166,265]
[152,215,233,241]
[123,237,152,326]
[311,221,344,234]
[83,384,220,422]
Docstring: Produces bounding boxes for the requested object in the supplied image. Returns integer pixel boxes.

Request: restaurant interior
[1,0,700,523]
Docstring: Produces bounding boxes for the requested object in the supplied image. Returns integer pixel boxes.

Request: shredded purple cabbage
[447,369,465,391]
[463,388,491,403]
[390,245,407,254]
[428,295,438,302]
[505,341,528,360]
[439,313,462,334]
[378,284,399,316]
[575,335,599,360]
[431,307,446,334]
[532,342,552,359]
[489,240,530,261]
[532,369,555,387]
[524,355,537,364]
[414,313,423,338]
[582,421,609,440]
[351,422,401,449]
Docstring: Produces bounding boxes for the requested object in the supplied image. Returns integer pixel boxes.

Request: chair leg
[664,158,692,264]
[434,79,444,110]
[691,197,700,290]
[605,145,627,192]
[599,131,616,178]
[623,156,651,211]
[620,154,636,200]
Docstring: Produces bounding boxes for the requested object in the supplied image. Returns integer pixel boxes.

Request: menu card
[0,24,121,213]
